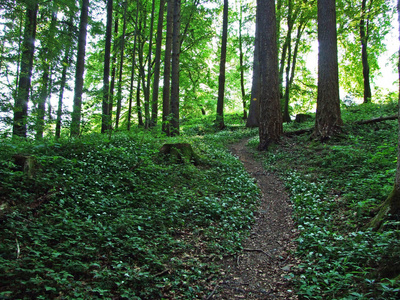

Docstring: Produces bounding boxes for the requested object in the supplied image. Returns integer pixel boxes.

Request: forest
[1,0,400,298]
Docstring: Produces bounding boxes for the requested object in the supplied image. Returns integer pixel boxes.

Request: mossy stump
[295,113,313,123]
[159,143,200,165]
[12,154,38,179]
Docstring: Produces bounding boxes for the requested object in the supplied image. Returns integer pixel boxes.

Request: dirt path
[208,138,298,299]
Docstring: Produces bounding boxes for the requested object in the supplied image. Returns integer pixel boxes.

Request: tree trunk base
[13,154,38,179]
[368,186,400,231]
[159,143,200,165]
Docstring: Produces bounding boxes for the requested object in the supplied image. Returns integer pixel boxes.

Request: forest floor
[209,138,299,299]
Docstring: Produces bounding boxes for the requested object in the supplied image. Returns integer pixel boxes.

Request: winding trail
[209,138,298,299]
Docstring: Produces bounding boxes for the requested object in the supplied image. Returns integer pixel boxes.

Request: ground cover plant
[0,125,259,299]
[253,101,400,299]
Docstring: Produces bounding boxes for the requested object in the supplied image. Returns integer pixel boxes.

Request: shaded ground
[207,138,299,299]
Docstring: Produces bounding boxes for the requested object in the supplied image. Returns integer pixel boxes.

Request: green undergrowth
[0,126,259,299]
[252,101,400,299]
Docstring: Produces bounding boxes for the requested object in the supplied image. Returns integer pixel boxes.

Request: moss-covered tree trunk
[369,0,400,231]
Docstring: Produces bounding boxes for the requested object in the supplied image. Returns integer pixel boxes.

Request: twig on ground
[155,269,170,277]
[206,283,219,300]
[243,248,271,258]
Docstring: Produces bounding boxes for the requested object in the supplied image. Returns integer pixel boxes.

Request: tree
[170,0,181,136]
[216,0,228,130]
[70,0,89,136]
[257,0,282,151]
[246,3,260,128]
[313,0,342,140]
[337,0,392,103]
[55,11,75,139]
[238,0,247,120]
[144,0,156,129]
[127,0,140,131]
[115,1,128,130]
[368,0,400,231]
[36,7,58,139]
[101,0,113,133]
[151,0,166,127]
[359,0,372,103]
[12,1,38,138]
[162,0,174,135]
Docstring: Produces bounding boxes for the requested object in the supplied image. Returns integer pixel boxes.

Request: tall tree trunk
[109,19,119,128]
[360,0,372,103]
[127,0,140,131]
[136,72,144,127]
[13,10,24,102]
[289,22,306,89]
[257,0,282,151]
[36,10,57,139]
[216,0,228,130]
[170,0,181,136]
[144,0,156,129]
[314,0,343,140]
[279,34,289,99]
[55,49,70,139]
[115,1,128,130]
[101,0,113,133]
[70,0,89,136]
[137,18,146,128]
[282,1,294,123]
[151,0,166,127]
[55,14,74,139]
[13,2,38,138]
[162,0,174,135]
[246,5,260,128]
[238,0,247,120]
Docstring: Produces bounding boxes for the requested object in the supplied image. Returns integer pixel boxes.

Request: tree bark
[313,0,343,140]
[162,0,174,135]
[109,19,119,128]
[13,2,38,138]
[101,0,113,133]
[70,0,89,136]
[360,0,372,103]
[138,23,146,127]
[144,0,156,129]
[136,72,144,127]
[55,50,69,139]
[170,0,181,136]
[115,1,128,130]
[216,0,229,130]
[127,0,140,131]
[257,0,282,151]
[246,4,260,128]
[151,0,166,127]
[282,8,293,123]
[238,0,247,120]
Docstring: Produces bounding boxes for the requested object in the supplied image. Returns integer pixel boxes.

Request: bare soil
[207,138,299,299]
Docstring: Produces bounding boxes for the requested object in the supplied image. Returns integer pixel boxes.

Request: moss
[159,143,201,165]
[368,185,400,231]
